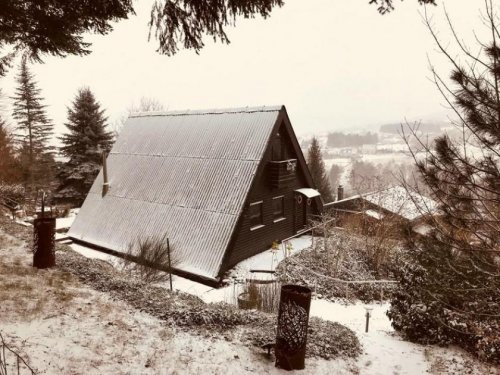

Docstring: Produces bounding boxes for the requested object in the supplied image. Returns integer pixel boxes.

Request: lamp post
[365,307,373,333]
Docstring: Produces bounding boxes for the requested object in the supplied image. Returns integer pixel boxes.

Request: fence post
[275,285,312,370]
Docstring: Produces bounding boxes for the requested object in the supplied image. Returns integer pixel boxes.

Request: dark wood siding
[223,121,318,270]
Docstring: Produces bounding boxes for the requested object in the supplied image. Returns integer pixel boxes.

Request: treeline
[0,57,113,210]
[379,122,443,134]
[326,132,378,148]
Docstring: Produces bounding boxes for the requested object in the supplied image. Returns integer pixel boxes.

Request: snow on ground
[55,208,79,231]
[1,227,357,375]
[42,233,499,374]
[311,300,428,375]
[230,235,313,276]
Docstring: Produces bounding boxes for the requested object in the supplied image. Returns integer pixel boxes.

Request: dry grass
[0,234,90,322]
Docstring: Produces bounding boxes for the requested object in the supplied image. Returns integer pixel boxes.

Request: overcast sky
[0,0,489,137]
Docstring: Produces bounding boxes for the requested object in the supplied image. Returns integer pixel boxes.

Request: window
[249,201,263,229]
[272,196,285,222]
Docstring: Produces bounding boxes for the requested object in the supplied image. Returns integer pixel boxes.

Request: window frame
[272,195,285,223]
[249,201,264,230]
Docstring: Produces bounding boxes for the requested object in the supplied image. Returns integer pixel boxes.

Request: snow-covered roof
[295,188,321,198]
[364,186,437,221]
[68,106,283,280]
[333,186,437,221]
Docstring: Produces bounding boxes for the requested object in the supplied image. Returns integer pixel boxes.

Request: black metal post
[167,238,173,291]
[33,217,56,268]
[275,284,312,371]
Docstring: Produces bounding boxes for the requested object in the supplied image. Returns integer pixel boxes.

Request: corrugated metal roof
[68,106,282,280]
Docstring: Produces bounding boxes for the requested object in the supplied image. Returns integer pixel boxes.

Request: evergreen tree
[388,2,499,363]
[55,87,113,206]
[0,1,436,76]
[307,137,333,202]
[12,57,55,196]
[0,120,20,184]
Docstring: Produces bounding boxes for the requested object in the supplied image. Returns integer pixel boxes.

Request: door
[293,193,306,233]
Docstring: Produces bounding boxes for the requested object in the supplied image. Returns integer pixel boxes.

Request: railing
[0,333,36,375]
[0,196,21,211]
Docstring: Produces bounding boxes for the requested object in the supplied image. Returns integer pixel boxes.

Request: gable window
[272,196,285,222]
[249,201,264,229]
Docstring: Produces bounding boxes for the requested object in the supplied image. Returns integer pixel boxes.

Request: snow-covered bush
[0,184,25,207]
[387,234,500,364]
[276,228,401,302]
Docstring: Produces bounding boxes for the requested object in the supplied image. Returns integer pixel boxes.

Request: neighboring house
[68,106,322,285]
[324,185,437,236]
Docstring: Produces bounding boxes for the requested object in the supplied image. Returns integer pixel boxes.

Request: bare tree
[389,2,500,363]
[112,97,167,136]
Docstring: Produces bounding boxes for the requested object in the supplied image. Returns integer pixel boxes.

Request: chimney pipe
[337,185,344,201]
[102,151,109,197]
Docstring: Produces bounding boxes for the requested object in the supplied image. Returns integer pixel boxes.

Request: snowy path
[311,300,428,375]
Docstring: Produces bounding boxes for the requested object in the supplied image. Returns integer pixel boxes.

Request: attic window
[249,201,264,230]
[272,196,285,222]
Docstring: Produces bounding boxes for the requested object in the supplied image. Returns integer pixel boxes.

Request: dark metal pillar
[33,217,56,269]
[275,284,312,370]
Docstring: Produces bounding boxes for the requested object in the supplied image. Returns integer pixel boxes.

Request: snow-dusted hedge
[387,237,500,365]
[276,228,400,303]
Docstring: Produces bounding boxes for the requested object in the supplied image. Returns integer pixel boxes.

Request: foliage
[307,137,333,202]
[0,1,439,76]
[348,160,426,196]
[119,234,179,285]
[0,121,20,184]
[112,96,166,136]
[55,87,113,206]
[0,184,25,208]
[369,0,436,14]
[388,235,499,364]
[11,57,55,195]
[0,0,134,75]
[388,1,500,364]
[277,227,401,302]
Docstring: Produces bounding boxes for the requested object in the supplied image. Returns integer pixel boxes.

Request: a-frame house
[68,106,322,285]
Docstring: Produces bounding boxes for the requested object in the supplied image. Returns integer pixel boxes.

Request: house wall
[222,121,317,271]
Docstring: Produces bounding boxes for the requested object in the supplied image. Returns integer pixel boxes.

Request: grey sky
[0,0,488,137]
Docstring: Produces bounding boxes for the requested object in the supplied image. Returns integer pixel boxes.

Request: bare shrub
[240,279,281,313]
[119,234,180,285]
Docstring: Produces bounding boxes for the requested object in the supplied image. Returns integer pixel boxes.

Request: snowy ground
[2,218,498,374]
[0,227,352,375]
[64,233,499,374]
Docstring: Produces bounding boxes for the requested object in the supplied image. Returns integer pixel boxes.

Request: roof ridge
[129,105,283,118]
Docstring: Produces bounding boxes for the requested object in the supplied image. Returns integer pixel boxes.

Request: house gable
[219,107,320,274]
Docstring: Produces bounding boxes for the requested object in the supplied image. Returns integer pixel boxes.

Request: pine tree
[388,2,499,363]
[55,87,113,206]
[307,137,333,202]
[12,56,55,197]
[0,119,19,183]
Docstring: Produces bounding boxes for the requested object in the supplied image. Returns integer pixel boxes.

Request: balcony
[268,159,297,189]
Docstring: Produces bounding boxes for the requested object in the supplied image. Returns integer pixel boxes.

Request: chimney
[102,151,110,197]
[337,185,344,201]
